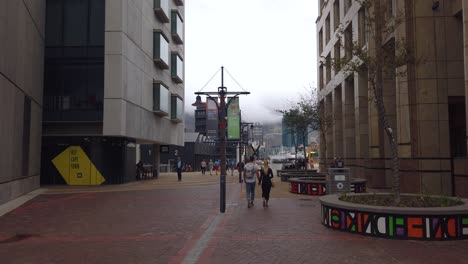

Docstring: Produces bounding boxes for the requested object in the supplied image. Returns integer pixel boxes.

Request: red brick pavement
[0,180,467,264]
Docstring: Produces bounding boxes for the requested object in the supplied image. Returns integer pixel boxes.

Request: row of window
[318,1,367,90]
[154,1,184,43]
[318,0,353,55]
[153,82,183,122]
[153,0,184,122]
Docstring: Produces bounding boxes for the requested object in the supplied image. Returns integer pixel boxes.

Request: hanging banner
[227,97,240,140]
[206,97,218,138]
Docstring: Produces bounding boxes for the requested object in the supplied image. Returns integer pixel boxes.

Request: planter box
[320,194,468,240]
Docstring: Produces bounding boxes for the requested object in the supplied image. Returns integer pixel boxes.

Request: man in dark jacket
[237,160,245,183]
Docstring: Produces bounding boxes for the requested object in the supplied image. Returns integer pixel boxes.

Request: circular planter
[289,178,367,196]
[320,194,468,240]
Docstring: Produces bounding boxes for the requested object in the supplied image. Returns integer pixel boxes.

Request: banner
[227,97,240,140]
[206,97,218,138]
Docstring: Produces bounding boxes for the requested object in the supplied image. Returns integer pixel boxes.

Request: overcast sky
[185,0,318,124]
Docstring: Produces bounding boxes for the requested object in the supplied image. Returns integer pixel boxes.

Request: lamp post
[193,66,249,213]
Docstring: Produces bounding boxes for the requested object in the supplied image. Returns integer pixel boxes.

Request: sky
[185,0,318,124]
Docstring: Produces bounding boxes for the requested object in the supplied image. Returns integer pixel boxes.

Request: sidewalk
[0,171,467,263]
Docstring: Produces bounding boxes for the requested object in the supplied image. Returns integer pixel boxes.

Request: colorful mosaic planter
[288,178,367,196]
[320,194,468,240]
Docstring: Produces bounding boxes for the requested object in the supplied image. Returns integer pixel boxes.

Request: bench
[137,164,157,180]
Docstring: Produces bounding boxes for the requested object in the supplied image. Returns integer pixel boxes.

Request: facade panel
[0,0,45,204]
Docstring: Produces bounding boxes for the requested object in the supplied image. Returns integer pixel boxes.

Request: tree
[278,87,333,170]
[325,0,413,202]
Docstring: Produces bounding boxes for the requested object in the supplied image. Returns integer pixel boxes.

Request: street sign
[52,146,105,185]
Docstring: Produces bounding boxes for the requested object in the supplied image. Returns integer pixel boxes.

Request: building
[194,104,207,134]
[252,122,264,146]
[317,0,468,196]
[40,0,185,185]
[282,117,308,148]
[159,132,216,172]
[0,1,45,205]
[0,0,185,204]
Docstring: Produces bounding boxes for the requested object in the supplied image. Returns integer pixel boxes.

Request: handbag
[271,182,275,188]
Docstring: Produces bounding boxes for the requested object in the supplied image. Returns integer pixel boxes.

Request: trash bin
[327,168,350,194]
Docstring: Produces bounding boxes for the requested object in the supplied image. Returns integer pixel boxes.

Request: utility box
[327,168,350,194]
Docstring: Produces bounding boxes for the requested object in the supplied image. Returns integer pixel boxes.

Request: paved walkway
[0,172,467,263]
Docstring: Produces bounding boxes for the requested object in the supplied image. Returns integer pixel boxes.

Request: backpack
[244,163,256,179]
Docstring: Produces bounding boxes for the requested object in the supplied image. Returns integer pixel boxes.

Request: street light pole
[219,67,227,213]
[193,66,249,213]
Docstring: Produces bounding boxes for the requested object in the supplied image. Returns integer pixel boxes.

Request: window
[154,0,169,23]
[334,0,340,31]
[345,25,352,61]
[171,53,183,83]
[319,29,323,54]
[358,8,366,46]
[326,55,331,84]
[44,0,105,122]
[174,0,184,6]
[171,10,184,44]
[386,0,395,20]
[319,66,324,90]
[153,31,169,69]
[171,95,183,122]
[325,15,331,44]
[153,82,170,116]
[334,42,341,72]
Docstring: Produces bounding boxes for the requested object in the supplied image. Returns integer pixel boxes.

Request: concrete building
[0,0,185,202]
[0,1,45,204]
[40,0,185,185]
[317,0,468,196]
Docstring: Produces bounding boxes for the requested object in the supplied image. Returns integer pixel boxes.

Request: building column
[325,94,334,165]
[319,101,327,171]
[455,0,468,197]
[152,144,160,177]
[382,41,398,188]
[355,71,369,179]
[343,77,356,176]
[332,87,343,159]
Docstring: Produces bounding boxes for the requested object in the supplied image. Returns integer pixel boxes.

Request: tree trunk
[321,129,328,171]
[373,0,400,202]
[303,132,307,170]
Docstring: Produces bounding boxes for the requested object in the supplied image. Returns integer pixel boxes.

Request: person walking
[258,159,274,208]
[237,160,245,183]
[200,160,207,175]
[176,157,182,181]
[208,159,214,175]
[244,156,259,208]
[215,160,220,175]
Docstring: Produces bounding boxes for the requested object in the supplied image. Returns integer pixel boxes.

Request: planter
[320,194,468,240]
[289,178,367,196]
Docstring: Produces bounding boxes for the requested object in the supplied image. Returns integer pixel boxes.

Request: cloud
[185,0,318,123]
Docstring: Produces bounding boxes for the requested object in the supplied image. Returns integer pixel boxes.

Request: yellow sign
[52,146,105,185]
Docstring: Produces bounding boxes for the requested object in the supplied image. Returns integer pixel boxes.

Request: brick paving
[0,172,467,263]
